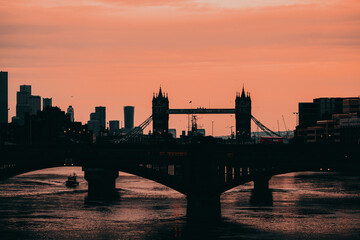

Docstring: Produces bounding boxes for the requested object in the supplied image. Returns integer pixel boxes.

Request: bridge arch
[0,162,72,180]
[220,167,323,194]
[116,167,187,195]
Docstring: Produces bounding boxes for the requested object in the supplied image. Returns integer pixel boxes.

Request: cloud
[1,0,359,132]
[1,0,359,63]
[96,0,190,6]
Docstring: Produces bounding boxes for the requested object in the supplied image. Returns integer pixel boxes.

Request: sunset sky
[1,0,359,136]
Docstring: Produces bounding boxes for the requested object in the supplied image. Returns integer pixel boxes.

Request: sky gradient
[1,0,359,136]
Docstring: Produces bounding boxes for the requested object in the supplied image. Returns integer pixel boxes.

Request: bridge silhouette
[1,143,359,218]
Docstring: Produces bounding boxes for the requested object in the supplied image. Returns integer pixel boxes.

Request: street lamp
[212,121,214,136]
[293,112,299,127]
[188,101,192,133]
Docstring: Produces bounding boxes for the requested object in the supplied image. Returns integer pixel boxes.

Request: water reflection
[1,169,360,240]
[182,218,221,239]
[250,189,273,206]
[186,196,221,222]
[84,191,121,206]
[142,217,271,240]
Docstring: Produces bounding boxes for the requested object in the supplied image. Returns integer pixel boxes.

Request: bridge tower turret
[235,86,252,141]
[152,87,169,135]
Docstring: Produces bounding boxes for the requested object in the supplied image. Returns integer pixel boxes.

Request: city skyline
[1,0,359,136]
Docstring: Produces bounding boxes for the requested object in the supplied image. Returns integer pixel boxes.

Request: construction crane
[191,115,198,133]
[282,115,289,138]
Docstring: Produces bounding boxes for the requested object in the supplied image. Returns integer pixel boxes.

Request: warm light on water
[0,167,359,239]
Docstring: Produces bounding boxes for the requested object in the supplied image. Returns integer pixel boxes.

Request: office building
[343,98,360,114]
[16,85,31,125]
[17,85,31,104]
[95,106,106,129]
[296,96,360,143]
[124,106,134,129]
[20,85,31,94]
[0,71,8,123]
[87,120,100,136]
[299,97,360,128]
[299,102,318,127]
[90,112,97,121]
[109,120,119,135]
[313,98,343,120]
[43,98,52,109]
[29,95,41,116]
[67,105,74,122]
[88,106,106,136]
[15,84,43,125]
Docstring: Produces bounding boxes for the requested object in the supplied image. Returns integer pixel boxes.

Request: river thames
[0,167,359,239]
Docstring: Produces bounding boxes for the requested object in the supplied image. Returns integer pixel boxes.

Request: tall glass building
[0,71,8,123]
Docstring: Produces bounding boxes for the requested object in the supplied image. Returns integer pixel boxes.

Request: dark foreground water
[0,168,359,240]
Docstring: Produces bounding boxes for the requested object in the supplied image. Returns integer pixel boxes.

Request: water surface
[0,168,359,239]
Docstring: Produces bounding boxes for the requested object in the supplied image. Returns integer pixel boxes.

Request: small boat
[66,173,79,187]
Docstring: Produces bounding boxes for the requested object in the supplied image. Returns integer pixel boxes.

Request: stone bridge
[1,143,359,217]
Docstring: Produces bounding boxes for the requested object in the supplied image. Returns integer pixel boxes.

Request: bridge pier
[253,175,271,192]
[186,194,221,220]
[184,147,222,220]
[84,168,119,198]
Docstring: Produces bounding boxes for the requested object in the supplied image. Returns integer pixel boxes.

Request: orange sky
[1,0,359,136]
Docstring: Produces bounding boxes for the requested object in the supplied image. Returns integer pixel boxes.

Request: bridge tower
[152,87,169,135]
[235,86,252,141]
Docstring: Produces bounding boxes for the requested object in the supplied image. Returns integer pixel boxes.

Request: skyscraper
[29,95,41,116]
[124,106,134,129]
[95,106,106,129]
[67,105,74,122]
[87,120,100,136]
[15,85,42,125]
[16,85,31,125]
[20,85,31,94]
[109,120,119,135]
[88,112,100,136]
[0,71,8,123]
[88,106,106,136]
[43,98,52,109]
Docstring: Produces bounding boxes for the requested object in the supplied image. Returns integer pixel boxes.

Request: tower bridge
[152,86,252,141]
[122,86,278,142]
